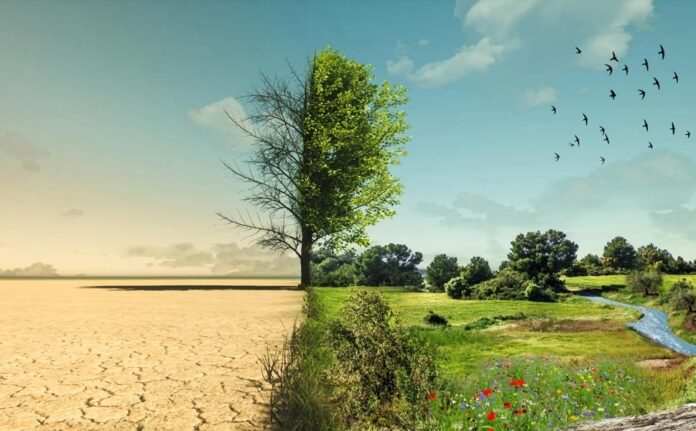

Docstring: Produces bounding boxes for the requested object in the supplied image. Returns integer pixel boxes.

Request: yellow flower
[570,416,579,421]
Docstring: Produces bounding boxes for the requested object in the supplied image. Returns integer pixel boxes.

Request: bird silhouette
[576,47,582,54]
[642,58,649,71]
[653,77,661,90]
[603,135,610,145]
[600,156,606,165]
[648,142,654,149]
[659,44,665,60]
[643,119,649,132]
[610,51,619,62]
[671,122,676,135]
[599,125,606,135]
[622,64,629,75]
[554,153,560,161]
[574,135,581,146]
[605,64,614,75]
[673,71,679,83]
[609,89,617,100]
[638,89,646,99]
[569,142,575,147]
[551,105,557,114]
[582,113,588,125]
[686,131,691,139]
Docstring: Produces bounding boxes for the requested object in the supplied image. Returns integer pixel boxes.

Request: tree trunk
[299,229,313,289]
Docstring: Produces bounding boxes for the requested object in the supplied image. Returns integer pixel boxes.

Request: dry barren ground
[0,279,302,430]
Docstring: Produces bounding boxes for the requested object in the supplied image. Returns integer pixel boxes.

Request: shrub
[445,276,473,299]
[424,311,448,326]
[626,270,663,296]
[311,249,358,287]
[471,268,527,300]
[425,254,460,291]
[523,280,557,302]
[327,290,437,429]
[668,279,696,313]
[507,229,577,291]
[462,256,494,285]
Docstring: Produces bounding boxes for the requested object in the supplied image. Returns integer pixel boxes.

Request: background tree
[626,270,663,296]
[637,243,674,272]
[602,236,637,270]
[507,229,578,291]
[220,48,410,287]
[462,256,494,286]
[668,280,696,313]
[356,243,423,287]
[425,254,459,291]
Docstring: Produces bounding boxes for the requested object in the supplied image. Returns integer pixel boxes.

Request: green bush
[471,268,527,300]
[327,290,437,429]
[355,243,423,287]
[423,311,448,326]
[425,254,460,291]
[668,279,696,313]
[523,280,557,302]
[626,270,663,296]
[444,276,473,299]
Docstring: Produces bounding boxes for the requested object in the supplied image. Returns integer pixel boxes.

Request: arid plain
[0,279,302,430]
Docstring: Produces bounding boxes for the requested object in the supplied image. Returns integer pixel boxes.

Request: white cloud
[418,39,430,47]
[523,86,557,107]
[0,262,59,277]
[188,96,251,147]
[386,56,415,76]
[0,132,50,172]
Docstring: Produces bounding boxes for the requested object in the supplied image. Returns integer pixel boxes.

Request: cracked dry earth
[0,279,302,430]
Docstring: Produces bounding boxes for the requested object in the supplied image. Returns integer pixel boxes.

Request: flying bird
[658,44,665,60]
[599,125,606,135]
[622,64,629,75]
[551,105,557,114]
[582,113,588,125]
[653,77,661,90]
[638,89,646,99]
[610,51,619,62]
[648,142,653,149]
[686,131,691,139]
[554,153,560,161]
[605,64,614,75]
[609,89,617,100]
[603,135,610,145]
[576,47,582,54]
[642,119,649,131]
[642,58,649,71]
[671,122,676,135]
[574,135,580,146]
[569,142,575,147]
[673,71,679,83]
[600,156,606,165]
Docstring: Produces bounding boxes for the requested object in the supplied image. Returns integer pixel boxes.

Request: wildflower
[570,415,579,421]
[483,388,493,397]
[504,402,512,409]
[487,411,496,421]
[428,391,438,401]
[460,402,469,410]
[509,378,526,387]
[513,408,526,415]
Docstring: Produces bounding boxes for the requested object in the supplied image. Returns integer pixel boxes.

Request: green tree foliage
[626,270,663,296]
[327,291,437,429]
[425,254,460,291]
[668,279,696,313]
[602,236,638,270]
[221,48,410,287]
[471,268,527,300]
[444,276,472,299]
[507,229,578,291]
[637,243,674,272]
[356,243,423,287]
[310,248,357,286]
[462,256,494,286]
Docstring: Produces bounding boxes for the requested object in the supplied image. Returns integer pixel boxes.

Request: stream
[581,295,696,356]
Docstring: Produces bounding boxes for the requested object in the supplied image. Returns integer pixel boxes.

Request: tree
[669,280,696,313]
[507,229,578,290]
[356,243,423,287]
[220,48,410,287]
[637,243,674,272]
[462,256,494,286]
[626,270,662,296]
[425,254,459,291]
[602,236,637,270]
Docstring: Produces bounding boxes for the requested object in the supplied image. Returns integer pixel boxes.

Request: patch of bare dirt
[513,319,623,332]
[636,356,687,370]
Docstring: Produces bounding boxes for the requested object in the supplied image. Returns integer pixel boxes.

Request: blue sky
[2,0,696,276]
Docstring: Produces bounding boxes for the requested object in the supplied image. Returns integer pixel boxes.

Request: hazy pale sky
[2,0,696,276]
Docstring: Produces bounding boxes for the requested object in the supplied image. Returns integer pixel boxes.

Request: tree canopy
[602,236,638,270]
[507,229,578,290]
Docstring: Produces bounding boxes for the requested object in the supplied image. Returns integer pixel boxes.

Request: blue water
[581,295,696,356]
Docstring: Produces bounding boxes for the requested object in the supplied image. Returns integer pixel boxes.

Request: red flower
[483,388,493,397]
[487,411,496,421]
[488,428,494,431]
[504,402,512,409]
[509,378,526,388]
[513,408,527,415]
[427,391,437,401]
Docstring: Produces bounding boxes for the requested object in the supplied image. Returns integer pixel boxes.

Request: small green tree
[444,276,473,299]
[602,236,637,270]
[626,270,663,296]
[637,243,674,272]
[507,229,577,291]
[355,243,423,287]
[425,254,460,291]
[462,256,494,285]
[669,279,696,313]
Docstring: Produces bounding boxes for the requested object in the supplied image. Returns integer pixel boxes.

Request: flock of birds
[552,44,688,165]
